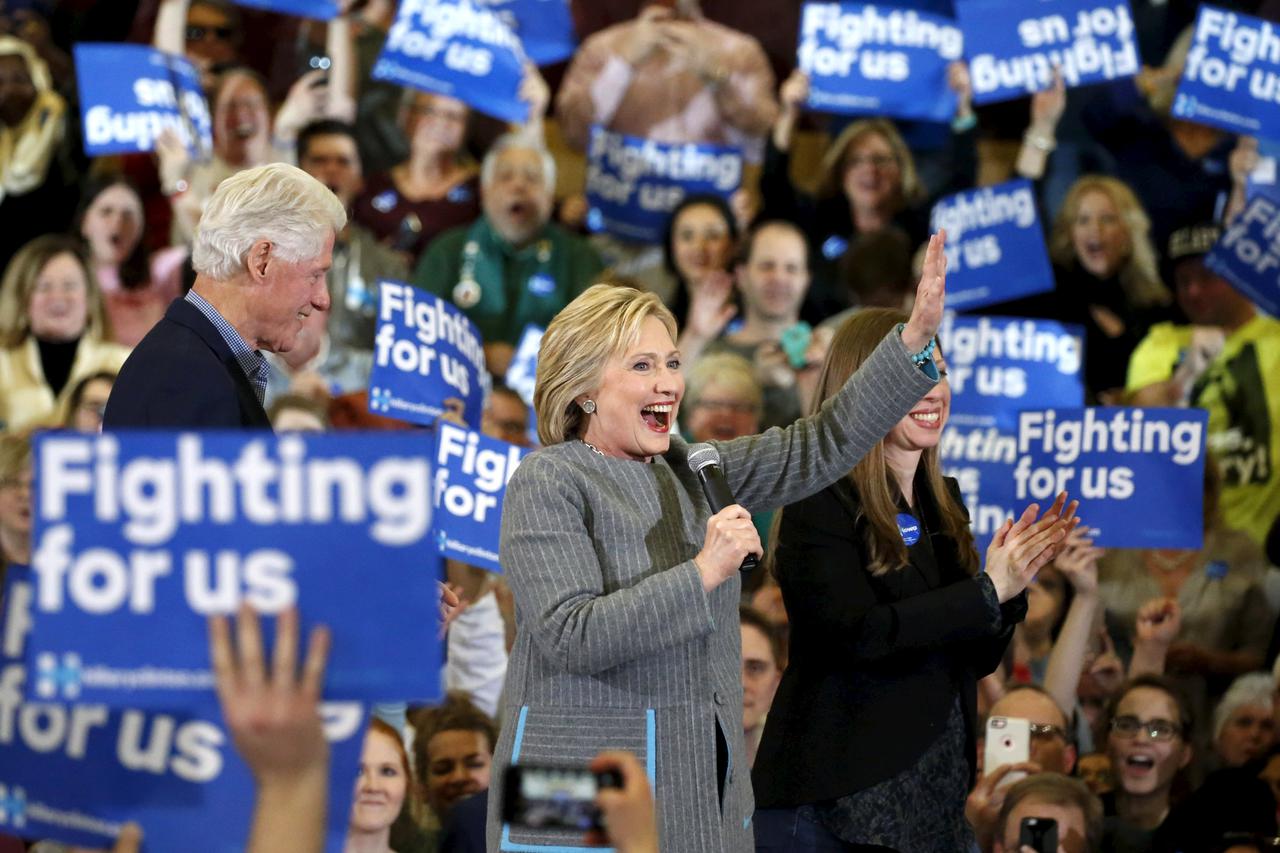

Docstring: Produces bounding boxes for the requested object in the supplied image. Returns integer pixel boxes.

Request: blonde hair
[782,308,977,577]
[192,162,346,281]
[1049,175,1171,310]
[816,119,924,209]
[0,235,110,348]
[684,352,762,412]
[534,283,677,446]
[0,429,32,483]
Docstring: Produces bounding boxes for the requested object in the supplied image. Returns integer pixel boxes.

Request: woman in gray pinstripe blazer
[485,235,950,852]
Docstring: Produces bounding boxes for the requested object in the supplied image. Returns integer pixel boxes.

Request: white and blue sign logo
[370,279,491,427]
[798,2,963,122]
[931,179,1055,311]
[585,127,743,244]
[957,0,1141,104]
[371,0,531,123]
[74,43,212,157]
[34,651,82,700]
[0,785,27,829]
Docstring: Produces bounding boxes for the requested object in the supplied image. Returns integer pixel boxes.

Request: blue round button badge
[897,513,921,546]
[527,273,556,297]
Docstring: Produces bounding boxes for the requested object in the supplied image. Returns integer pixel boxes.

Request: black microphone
[687,443,758,574]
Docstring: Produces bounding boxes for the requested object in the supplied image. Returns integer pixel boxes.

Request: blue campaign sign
[585,127,743,244]
[930,178,1055,311]
[797,2,963,123]
[956,0,1140,105]
[26,431,442,708]
[434,423,529,573]
[371,0,530,123]
[370,279,491,426]
[1206,189,1280,318]
[1,566,366,852]
[1172,6,1280,142]
[940,313,1085,431]
[74,44,212,157]
[230,0,338,17]
[504,324,543,408]
[941,423,1021,558]
[1013,407,1208,548]
[480,0,576,66]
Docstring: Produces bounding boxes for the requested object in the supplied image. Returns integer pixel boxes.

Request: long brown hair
[778,308,977,577]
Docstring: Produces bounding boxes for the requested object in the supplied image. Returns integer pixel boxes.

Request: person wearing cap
[1125,222,1280,548]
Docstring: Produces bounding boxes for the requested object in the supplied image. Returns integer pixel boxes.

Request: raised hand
[902,230,947,352]
[1030,66,1066,134]
[1054,525,1102,596]
[984,492,1079,603]
[682,270,737,344]
[946,61,973,122]
[1135,597,1181,647]
[779,69,810,115]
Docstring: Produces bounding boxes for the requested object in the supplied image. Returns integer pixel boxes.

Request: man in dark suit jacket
[105,163,346,429]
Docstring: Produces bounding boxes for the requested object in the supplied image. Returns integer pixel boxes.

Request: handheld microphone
[686,443,758,574]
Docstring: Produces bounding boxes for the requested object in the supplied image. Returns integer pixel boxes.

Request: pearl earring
[581,399,597,414]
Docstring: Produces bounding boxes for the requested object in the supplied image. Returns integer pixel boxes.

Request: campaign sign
[370,280,491,427]
[798,2,963,122]
[1,566,367,852]
[585,127,743,244]
[1247,138,1280,200]
[941,313,1085,430]
[1173,6,1280,142]
[1205,189,1280,318]
[74,44,212,157]
[930,178,1055,311]
[480,0,576,66]
[371,0,530,123]
[956,0,1140,105]
[1014,407,1208,548]
[941,423,1021,557]
[26,431,441,708]
[505,324,543,408]
[229,0,339,18]
[434,423,529,573]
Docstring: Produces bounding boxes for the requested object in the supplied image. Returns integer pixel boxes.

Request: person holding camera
[751,308,1078,851]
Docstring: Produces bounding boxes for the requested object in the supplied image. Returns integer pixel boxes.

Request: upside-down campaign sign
[1173,6,1280,142]
[74,44,211,157]
[480,0,576,66]
[1,566,368,851]
[585,128,743,244]
[939,314,1084,555]
[370,280,490,426]
[931,179,1054,310]
[956,0,1140,104]
[25,432,441,708]
[1205,188,1280,318]
[372,0,530,123]
[434,423,529,573]
[230,0,339,17]
[798,2,963,122]
[1013,407,1208,548]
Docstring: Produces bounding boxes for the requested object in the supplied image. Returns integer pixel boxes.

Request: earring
[581,399,597,414]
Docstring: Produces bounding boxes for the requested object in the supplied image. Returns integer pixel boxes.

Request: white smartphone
[984,715,1031,787]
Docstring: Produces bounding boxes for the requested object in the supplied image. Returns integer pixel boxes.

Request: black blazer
[751,475,1026,808]
[103,298,272,429]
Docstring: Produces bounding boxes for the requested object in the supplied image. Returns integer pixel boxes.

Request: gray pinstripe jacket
[487,331,936,852]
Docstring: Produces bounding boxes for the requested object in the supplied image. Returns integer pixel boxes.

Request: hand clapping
[985,492,1079,603]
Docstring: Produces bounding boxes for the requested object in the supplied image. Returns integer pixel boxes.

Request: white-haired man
[412,133,603,378]
[105,163,346,428]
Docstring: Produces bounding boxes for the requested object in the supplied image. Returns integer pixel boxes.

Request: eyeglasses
[846,154,898,170]
[1110,715,1183,742]
[1029,722,1069,742]
[186,24,235,42]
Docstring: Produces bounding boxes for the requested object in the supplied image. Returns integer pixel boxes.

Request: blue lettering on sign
[1172,6,1280,142]
[1012,407,1208,549]
[956,0,1141,105]
[73,44,212,158]
[798,2,963,122]
[585,127,743,244]
[1205,187,1280,318]
[370,278,491,426]
[930,178,1055,310]
[897,513,921,546]
[371,0,530,123]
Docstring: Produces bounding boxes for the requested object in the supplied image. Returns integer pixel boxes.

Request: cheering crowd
[2,0,1280,850]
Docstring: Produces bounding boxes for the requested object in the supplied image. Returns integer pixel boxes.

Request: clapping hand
[985,492,1079,603]
[902,230,947,353]
[1054,525,1103,596]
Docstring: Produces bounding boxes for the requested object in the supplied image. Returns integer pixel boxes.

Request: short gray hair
[1213,672,1275,741]
[192,163,346,280]
[480,132,555,196]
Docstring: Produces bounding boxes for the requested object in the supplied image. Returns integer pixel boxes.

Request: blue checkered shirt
[184,290,270,405]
